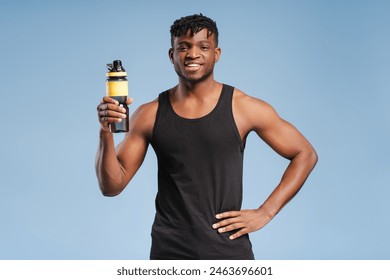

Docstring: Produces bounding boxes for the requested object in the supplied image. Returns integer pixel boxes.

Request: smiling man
[96,14,318,260]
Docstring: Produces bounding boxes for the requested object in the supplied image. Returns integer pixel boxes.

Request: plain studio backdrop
[0,0,389,259]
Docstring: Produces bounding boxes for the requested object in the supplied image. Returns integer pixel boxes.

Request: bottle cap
[107,60,127,77]
[107,60,126,72]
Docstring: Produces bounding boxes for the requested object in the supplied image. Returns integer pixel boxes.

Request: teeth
[186,63,200,67]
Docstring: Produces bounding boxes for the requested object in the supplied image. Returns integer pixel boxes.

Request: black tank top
[150,84,254,259]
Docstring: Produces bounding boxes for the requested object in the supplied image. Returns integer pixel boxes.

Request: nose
[186,46,201,59]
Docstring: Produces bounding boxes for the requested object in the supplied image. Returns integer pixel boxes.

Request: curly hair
[170,13,219,46]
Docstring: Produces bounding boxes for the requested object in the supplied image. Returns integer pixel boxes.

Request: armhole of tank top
[227,86,246,152]
[151,92,165,145]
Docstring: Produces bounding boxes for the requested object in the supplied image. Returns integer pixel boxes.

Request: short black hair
[170,13,219,46]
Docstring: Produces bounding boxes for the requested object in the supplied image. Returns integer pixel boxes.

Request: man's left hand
[212,209,270,240]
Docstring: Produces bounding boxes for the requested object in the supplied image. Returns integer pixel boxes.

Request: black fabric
[150,84,254,260]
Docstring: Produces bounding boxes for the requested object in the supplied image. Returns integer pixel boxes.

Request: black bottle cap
[113,60,125,72]
[106,60,126,72]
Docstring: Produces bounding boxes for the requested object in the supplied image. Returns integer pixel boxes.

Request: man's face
[169,29,221,84]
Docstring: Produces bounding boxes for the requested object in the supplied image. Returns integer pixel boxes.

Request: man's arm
[95,97,157,196]
[213,91,318,240]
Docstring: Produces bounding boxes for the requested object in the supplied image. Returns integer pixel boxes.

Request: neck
[175,77,220,99]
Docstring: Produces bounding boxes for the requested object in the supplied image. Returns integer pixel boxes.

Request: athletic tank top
[150,84,254,259]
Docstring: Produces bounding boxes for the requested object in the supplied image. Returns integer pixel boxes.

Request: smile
[184,62,203,71]
[185,63,201,67]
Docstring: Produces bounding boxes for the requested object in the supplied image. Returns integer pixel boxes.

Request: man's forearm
[260,148,318,219]
[213,148,317,239]
[95,129,127,196]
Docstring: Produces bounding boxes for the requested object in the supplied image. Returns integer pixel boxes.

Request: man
[96,14,318,260]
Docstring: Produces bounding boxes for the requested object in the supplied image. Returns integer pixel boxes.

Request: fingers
[213,222,247,240]
[213,212,242,240]
[212,217,239,229]
[215,211,240,220]
[97,96,133,125]
[99,96,133,105]
[213,209,262,240]
[97,104,126,123]
[212,217,242,238]
[214,221,245,233]
[101,96,119,104]
[229,228,248,240]
[213,211,240,230]
[98,112,124,123]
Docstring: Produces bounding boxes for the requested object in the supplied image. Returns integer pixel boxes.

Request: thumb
[127,97,134,105]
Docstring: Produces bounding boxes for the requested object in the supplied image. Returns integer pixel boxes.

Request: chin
[177,71,213,84]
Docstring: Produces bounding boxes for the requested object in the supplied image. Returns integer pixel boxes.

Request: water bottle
[106,60,129,133]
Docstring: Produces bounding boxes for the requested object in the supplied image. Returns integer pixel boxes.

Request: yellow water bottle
[106,60,129,133]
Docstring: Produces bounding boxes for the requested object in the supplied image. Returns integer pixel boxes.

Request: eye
[201,45,210,50]
[177,45,188,52]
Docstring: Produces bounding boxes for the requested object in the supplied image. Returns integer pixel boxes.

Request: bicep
[114,104,155,184]
[251,102,311,160]
[116,131,149,181]
[257,119,309,160]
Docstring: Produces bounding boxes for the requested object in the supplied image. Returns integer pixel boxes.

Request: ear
[168,48,174,64]
[214,47,221,63]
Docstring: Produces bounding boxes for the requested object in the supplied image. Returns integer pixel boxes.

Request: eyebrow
[176,39,212,45]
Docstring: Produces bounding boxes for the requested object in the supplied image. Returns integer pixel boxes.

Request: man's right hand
[96,96,133,132]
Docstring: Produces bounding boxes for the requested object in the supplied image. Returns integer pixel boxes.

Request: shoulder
[128,98,159,139]
[232,88,273,111]
[232,87,280,131]
[133,98,159,120]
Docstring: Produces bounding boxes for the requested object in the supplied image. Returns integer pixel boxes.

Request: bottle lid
[106,60,127,76]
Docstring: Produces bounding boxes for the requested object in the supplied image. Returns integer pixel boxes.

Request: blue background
[1,0,389,259]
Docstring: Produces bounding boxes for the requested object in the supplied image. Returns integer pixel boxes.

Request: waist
[150,217,253,260]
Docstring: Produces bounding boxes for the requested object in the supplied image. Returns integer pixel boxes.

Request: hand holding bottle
[97,96,133,132]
